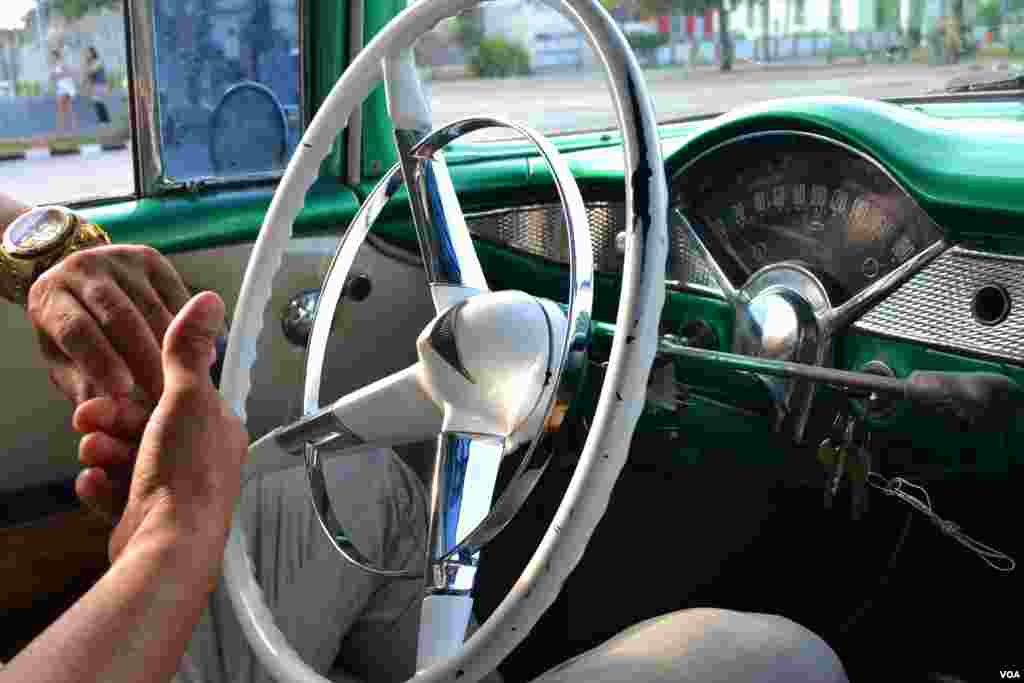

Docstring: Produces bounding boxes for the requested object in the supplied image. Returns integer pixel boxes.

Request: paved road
[0,147,134,206]
[0,61,1003,205]
[426,61,977,135]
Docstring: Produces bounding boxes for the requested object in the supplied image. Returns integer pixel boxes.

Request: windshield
[418,0,1024,140]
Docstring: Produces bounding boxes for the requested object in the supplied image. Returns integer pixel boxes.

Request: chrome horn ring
[301,117,593,578]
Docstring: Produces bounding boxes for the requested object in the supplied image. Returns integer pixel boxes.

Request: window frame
[127,0,317,196]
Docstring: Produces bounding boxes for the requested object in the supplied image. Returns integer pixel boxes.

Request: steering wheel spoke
[386,51,489,313]
[245,364,441,480]
[416,429,505,669]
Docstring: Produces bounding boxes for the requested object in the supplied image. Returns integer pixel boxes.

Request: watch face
[3,207,73,258]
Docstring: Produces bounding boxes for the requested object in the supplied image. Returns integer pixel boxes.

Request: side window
[153,0,302,182]
[0,2,133,204]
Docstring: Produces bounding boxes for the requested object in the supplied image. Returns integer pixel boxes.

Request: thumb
[162,291,225,391]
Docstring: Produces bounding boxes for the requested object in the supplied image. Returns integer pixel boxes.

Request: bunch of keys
[817,411,873,520]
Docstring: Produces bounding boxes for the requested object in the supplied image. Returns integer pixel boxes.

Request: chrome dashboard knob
[281,274,373,347]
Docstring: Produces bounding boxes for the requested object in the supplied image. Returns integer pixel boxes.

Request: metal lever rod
[658,337,1023,427]
[657,336,908,397]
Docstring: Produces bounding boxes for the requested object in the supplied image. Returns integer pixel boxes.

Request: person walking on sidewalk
[82,47,110,125]
[50,49,78,133]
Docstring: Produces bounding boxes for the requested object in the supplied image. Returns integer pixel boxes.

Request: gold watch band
[0,216,112,306]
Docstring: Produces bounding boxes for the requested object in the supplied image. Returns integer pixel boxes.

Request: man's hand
[27,244,191,405]
[72,292,248,561]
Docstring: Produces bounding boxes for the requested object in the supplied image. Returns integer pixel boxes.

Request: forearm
[1,531,223,683]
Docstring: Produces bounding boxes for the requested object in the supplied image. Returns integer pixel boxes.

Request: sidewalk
[0,126,128,162]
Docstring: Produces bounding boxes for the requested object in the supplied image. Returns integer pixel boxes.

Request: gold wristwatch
[0,206,112,305]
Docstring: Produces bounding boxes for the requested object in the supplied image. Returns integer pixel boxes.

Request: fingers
[162,291,225,392]
[140,246,190,315]
[74,396,150,441]
[75,466,128,526]
[44,350,96,405]
[79,432,137,469]
[77,429,136,526]
[63,268,165,401]
[27,245,190,404]
[110,269,175,353]
[28,286,134,397]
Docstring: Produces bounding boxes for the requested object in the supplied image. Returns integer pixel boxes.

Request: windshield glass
[418,0,1024,140]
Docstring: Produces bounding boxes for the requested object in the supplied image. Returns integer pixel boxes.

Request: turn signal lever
[656,338,1023,427]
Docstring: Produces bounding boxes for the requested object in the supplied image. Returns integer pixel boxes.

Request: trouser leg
[176,449,426,683]
[530,608,848,683]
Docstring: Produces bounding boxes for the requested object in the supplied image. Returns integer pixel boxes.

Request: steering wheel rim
[219,1,668,681]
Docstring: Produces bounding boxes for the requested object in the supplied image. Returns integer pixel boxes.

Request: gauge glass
[671,133,943,305]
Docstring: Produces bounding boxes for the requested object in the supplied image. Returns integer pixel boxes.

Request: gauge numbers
[671,133,944,304]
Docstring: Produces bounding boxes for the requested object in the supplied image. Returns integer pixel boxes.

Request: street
[0,60,1009,205]
[426,61,980,134]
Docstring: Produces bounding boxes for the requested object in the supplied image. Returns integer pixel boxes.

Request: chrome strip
[854,246,1024,365]
[826,239,949,334]
[304,167,405,413]
[274,406,363,455]
[426,432,503,594]
[398,124,489,295]
[673,208,737,302]
[127,0,163,194]
[304,443,415,579]
[346,0,365,185]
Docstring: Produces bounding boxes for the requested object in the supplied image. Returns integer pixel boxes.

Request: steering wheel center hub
[417,290,566,438]
[734,263,832,438]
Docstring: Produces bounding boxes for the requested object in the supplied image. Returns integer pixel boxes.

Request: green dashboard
[78,95,1024,479]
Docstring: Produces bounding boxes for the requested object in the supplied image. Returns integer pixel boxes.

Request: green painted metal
[838,332,1022,475]
[903,100,1024,122]
[78,180,361,254]
[662,97,1024,233]
[305,0,349,179]
[360,0,406,179]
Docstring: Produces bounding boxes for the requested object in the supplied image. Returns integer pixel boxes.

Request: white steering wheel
[219,1,667,681]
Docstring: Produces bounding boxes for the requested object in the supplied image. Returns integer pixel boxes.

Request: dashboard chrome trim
[827,239,948,335]
[855,246,1024,365]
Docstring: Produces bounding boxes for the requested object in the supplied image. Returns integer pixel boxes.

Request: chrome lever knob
[281,274,372,347]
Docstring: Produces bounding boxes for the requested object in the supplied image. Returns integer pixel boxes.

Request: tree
[978,0,1002,37]
[47,0,121,20]
[876,0,901,29]
[640,0,745,71]
[907,0,925,47]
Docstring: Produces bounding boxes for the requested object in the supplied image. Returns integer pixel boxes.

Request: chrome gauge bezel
[667,129,948,312]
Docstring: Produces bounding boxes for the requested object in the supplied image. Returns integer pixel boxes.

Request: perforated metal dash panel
[854,247,1024,364]
[465,202,719,293]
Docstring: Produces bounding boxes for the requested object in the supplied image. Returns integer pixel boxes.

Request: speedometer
[671,132,944,305]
